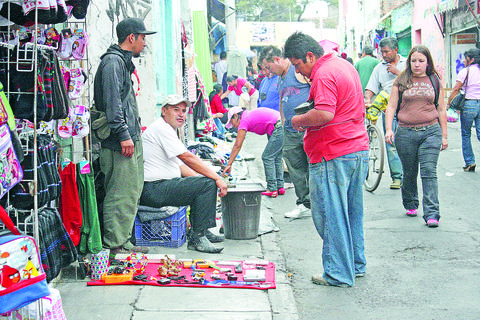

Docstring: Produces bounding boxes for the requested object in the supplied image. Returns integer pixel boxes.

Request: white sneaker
[284,204,311,218]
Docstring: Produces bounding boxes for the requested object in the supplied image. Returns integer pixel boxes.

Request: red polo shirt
[305,52,369,163]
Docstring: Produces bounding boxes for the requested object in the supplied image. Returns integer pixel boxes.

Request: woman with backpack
[446,48,480,172]
[384,45,448,228]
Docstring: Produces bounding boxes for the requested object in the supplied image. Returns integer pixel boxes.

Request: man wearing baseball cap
[94,17,156,257]
[140,94,227,253]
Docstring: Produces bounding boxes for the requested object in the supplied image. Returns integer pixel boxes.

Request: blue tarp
[211,22,226,55]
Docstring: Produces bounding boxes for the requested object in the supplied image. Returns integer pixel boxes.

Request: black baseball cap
[116,18,156,40]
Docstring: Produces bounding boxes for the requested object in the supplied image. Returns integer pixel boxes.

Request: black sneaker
[205,229,224,243]
[188,235,224,253]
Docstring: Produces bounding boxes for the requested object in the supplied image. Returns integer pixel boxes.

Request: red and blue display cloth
[87,260,276,290]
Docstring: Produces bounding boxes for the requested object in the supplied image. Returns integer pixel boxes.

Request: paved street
[248,119,480,320]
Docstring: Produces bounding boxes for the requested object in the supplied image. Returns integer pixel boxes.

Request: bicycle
[364,115,385,192]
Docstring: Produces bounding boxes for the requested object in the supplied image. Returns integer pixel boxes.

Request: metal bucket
[221,183,265,240]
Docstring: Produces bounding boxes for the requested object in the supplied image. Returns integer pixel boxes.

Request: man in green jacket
[93,18,156,257]
[355,46,379,93]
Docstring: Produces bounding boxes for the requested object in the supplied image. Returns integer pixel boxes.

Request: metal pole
[225,0,236,75]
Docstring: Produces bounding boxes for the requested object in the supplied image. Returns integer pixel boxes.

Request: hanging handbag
[27,208,77,283]
[450,67,469,111]
[0,205,51,314]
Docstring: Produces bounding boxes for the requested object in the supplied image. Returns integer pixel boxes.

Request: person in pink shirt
[221,75,259,111]
[223,107,284,197]
[447,48,480,172]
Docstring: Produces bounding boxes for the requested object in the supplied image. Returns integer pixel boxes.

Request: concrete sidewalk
[54,137,298,320]
[55,229,297,319]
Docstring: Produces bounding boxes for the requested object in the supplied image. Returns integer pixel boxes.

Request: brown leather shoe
[311,275,349,287]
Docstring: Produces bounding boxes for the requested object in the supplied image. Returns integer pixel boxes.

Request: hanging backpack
[51,52,70,119]
[0,205,50,314]
[27,207,78,283]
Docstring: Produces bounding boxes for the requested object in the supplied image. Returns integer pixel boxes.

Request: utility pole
[225,0,237,75]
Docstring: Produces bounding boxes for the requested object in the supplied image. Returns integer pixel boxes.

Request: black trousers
[140,176,217,233]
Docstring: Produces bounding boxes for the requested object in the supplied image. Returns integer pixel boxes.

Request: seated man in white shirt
[140,94,228,253]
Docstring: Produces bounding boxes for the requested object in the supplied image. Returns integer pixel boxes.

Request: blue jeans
[213,118,226,140]
[262,126,284,191]
[309,151,368,286]
[460,99,480,166]
[382,113,403,181]
[395,124,442,222]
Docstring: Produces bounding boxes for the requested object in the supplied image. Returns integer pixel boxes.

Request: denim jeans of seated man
[460,99,480,166]
[309,150,368,286]
[395,124,442,222]
[382,113,403,181]
[262,126,284,191]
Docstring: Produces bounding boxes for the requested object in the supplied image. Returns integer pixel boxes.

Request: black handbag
[450,67,469,111]
[450,92,465,111]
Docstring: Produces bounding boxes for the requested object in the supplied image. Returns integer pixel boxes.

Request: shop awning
[208,0,224,22]
[208,0,236,23]
[424,0,459,17]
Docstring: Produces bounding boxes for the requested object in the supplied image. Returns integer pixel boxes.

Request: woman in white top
[447,48,480,172]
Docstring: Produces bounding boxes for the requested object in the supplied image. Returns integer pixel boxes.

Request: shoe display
[277,187,286,195]
[427,219,439,228]
[284,204,311,218]
[261,190,278,198]
[390,180,402,189]
[463,164,476,172]
[205,229,224,243]
[406,209,418,217]
[188,235,224,253]
[311,275,349,287]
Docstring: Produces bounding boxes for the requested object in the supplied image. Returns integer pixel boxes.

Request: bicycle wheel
[364,124,385,192]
